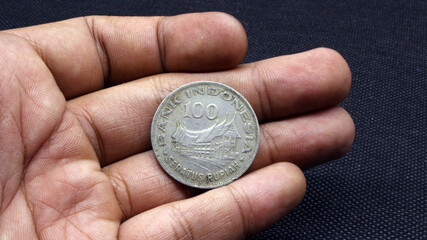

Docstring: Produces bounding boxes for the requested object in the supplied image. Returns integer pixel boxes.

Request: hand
[0,12,354,239]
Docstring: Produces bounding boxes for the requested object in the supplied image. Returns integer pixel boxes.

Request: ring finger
[102,106,354,219]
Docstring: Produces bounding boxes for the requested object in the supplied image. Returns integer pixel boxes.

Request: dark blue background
[1,1,425,239]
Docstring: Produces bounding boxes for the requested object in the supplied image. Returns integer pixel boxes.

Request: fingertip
[233,162,306,235]
[309,106,355,164]
[272,162,307,211]
[163,12,248,72]
[334,106,356,158]
[211,12,248,66]
[310,47,352,102]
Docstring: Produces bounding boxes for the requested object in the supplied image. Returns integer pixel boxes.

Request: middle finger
[67,48,351,166]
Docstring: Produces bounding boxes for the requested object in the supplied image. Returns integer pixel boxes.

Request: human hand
[0,12,354,239]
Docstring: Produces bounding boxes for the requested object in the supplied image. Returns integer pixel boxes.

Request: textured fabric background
[1,1,425,239]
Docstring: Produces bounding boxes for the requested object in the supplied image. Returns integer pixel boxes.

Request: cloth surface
[0,0,425,239]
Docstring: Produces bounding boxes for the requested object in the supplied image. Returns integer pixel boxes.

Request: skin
[0,12,355,239]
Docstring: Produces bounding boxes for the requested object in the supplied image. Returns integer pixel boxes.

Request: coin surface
[151,81,259,189]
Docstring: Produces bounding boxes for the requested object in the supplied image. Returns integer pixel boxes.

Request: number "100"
[184,102,219,120]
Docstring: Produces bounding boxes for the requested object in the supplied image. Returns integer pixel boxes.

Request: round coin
[151,81,259,189]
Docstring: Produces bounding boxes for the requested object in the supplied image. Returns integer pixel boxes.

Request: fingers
[118,163,306,239]
[5,12,247,98]
[102,106,353,219]
[68,47,351,165]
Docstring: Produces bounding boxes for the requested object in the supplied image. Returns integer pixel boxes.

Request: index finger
[4,12,247,98]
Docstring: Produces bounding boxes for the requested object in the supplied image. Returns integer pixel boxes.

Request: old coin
[151,81,259,189]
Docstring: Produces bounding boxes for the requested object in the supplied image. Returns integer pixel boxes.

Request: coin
[151,81,259,189]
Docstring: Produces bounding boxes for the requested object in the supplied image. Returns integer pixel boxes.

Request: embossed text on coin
[151,81,259,189]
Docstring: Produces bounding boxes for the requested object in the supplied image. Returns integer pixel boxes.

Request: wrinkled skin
[0,12,354,239]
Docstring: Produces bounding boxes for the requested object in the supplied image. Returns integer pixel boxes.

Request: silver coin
[151,81,259,189]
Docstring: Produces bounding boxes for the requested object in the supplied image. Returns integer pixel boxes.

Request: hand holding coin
[0,12,354,239]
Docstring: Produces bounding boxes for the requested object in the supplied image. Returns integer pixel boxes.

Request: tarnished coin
[151,81,259,189]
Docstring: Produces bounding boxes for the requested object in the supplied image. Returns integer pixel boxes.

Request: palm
[0,38,120,238]
[0,13,354,239]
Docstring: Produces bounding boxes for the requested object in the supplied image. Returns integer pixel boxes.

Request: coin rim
[151,81,260,189]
